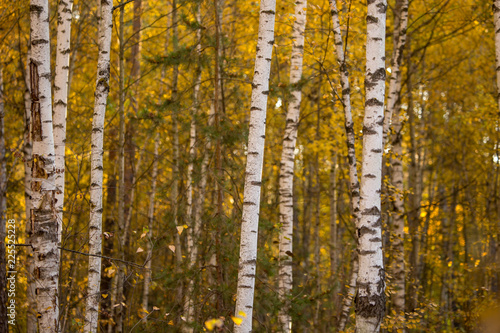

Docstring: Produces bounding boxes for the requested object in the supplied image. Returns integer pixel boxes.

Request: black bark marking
[362,206,380,216]
[365,98,384,107]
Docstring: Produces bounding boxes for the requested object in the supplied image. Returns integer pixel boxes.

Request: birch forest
[2,0,500,332]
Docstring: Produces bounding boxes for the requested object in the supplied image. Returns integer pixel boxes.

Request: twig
[113,0,135,11]
[14,244,146,269]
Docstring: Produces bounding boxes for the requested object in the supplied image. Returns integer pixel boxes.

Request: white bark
[384,0,409,325]
[356,0,387,331]
[234,1,276,332]
[53,0,73,242]
[29,1,60,331]
[277,1,307,331]
[84,0,113,331]
[382,0,409,147]
[328,2,361,329]
[22,44,37,333]
[338,255,358,331]
[184,6,203,328]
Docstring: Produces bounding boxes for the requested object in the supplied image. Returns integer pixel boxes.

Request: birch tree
[234,0,276,331]
[277,1,307,331]
[53,0,73,240]
[84,0,113,331]
[22,43,37,333]
[184,6,203,327]
[29,0,60,330]
[328,0,362,329]
[385,0,409,326]
[356,0,387,331]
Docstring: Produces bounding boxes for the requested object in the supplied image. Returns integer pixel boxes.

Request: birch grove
[356,0,387,331]
[0,0,498,331]
[84,0,113,331]
[277,1,307,331]
[234,0,276,331]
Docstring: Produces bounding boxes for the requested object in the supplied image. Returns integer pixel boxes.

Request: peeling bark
[29,1,60,330]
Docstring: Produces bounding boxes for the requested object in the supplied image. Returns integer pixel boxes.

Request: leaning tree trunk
[277,1,307,332]
[29,0,60,331]
[234,0,276,332]
[84,0,113,331]
[385,0,409,328]
[53,0,73,241]
[0,66,7,333]
[328,1,362,330]
[355,0,387,332]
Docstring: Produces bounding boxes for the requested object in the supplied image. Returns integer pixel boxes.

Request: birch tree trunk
[29,1,60,330]
[53,0,73,242]
[328,1,362,330]
[184,6,203,328]
[84,0,113,331]
[277,1,307,331]
[112,6,127,331]
[0,67,7,333]
[234,1,276,331]
[22,43,37,333]
[385,0,409,327]
[382,0,409,146]
[355,0,387,331]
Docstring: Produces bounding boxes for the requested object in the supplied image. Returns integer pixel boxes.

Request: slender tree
[184,5,203,328]
[328,0,362,329]
[234,0,276,331]
[385,0,409,327]
[29,0,60,330]
[53,0,73,239]
[355,0,387,331]
[84,0,113,331]
[277,1,307,331]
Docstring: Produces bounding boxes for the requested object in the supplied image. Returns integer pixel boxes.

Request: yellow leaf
[177,226,184,235]
[136,247,144,253]
[205,318,224,331]
[231,316,243,325]
[238,311,247,318]
[168,320,174,325]
[102,294,108,299]
[183,224,188,229]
